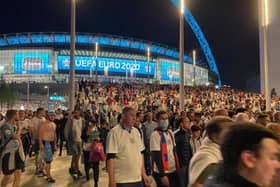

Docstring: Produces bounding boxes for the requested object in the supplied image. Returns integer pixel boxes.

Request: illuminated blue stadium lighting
[54,34,66,43]
[49,95,65,101]
[98,37,110,45]
[111,39,121,46]
[77,35,89,44]
[7,36,20,45]
[31,35,44,43]
[18,36,30,44]
[42,35,53,43]
[0,39,7,46]
[120,39,130,48]
[0,32,220,84]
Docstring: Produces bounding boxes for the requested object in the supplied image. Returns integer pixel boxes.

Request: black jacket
[174,128,193,168]
[204,163,260,187]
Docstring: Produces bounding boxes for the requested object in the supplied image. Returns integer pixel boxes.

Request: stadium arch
[170,0,221,86]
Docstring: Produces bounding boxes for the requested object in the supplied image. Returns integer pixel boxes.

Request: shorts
[68,142,82,156]
[42,141,54,164]
[32,140,40,155]
[2,151,25,175]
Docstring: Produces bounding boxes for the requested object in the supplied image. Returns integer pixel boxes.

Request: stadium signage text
[57,55,155,75]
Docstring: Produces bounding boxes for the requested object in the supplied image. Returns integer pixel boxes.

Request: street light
[179,0,185,112]
[147,47,150,83]
[44,85,50,111]
[192,50,196,86]
[95,42,98,83]
[27,80,30,109]
[259,0,271,111]
[69,0,76,111]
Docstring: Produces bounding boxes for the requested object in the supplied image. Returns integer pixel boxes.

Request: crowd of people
[0,81,280,187]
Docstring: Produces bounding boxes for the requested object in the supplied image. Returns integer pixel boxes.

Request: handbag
[89,140,105,162]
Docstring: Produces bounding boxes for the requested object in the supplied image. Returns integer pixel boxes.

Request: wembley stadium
[0,32,219,86]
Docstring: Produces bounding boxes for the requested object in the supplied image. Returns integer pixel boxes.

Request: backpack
[89,141,105,162]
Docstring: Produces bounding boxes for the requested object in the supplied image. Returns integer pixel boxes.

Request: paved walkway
[2,152,109,187]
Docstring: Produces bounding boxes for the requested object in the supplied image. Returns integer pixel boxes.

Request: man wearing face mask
[150,111,180,187]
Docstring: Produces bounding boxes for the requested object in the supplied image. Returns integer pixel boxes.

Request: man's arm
[141,152,151,186]
[106,130,118,187]
[107,156,116,187]
[38,122,44,150]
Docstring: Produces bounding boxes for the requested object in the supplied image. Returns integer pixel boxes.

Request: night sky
[0,0,260,91]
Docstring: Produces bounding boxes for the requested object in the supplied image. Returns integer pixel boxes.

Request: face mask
[159,119,169,130]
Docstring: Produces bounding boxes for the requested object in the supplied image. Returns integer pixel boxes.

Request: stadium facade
[0,32,218,85]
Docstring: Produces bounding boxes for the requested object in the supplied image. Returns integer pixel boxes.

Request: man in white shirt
[18,110,32,156]
[65,109,84,179]
[143,112,158,143]
[106,107,150,187]
[150,111,180,187]
[31,107,46,176]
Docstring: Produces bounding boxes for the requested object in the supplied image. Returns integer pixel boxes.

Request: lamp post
[259,0,271,111]
[95,42,98,83]
[179,0,185,112]
[69,0,76,111]
[44,85,50,111]
[90,57,93,79]
[147,47,150,83]
[192,50,196,86]
[27,80,30,109]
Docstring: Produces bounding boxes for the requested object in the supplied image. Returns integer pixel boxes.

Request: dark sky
[0,0,260,91]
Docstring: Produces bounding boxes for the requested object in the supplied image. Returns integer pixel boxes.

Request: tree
[0,78,17,110]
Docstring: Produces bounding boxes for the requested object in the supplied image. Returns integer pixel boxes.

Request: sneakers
[46,177,56,183]
[35,170,46,177]
[37,171,47,177]
[77,170,83,177]
[34,170,40,175]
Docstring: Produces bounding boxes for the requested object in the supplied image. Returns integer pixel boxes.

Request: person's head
[36,107,45,119]
[180,111,186,118]
[179,117,191,131]
[18,110,26,121]
[274,112,280,122]
[112,110,117,117]
[267,123,280,138]
[205,116,233,144]
[121,107,136,128]
[220,123,280,187]
[136,111,144,123]
[56,108,62,114]
[191,125,202,139]
[234,112,249,123]
[214,108,229,117]
[47,111,56,122]
[194,112,202,121]
[156,111,169,130]
[5,110,18,122]
[145,112,153,122]
[73,109,82,120]
[256,113,271,127]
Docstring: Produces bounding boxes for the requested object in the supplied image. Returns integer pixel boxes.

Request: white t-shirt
[18,119,32,134]
[150,130,176,173]
[106,125,145,183]
[143,121,158,141]
[31,116,45,139]
[72,118,83,142]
